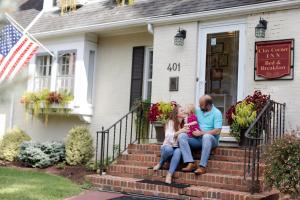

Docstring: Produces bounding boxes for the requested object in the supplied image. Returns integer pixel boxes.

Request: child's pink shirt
[187,114,200,137]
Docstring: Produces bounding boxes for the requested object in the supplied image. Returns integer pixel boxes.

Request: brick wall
[245,8,300,130]
[151,8,300,130]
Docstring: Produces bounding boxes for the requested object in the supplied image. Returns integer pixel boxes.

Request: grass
[0,167,83,200]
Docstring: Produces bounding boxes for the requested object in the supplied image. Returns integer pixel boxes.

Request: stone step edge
[106,164,258,192]
[117,155,265,175]
[119,153,260,166]
[108,164,255,180]
[128,144,245,154]
[86,174,279,200]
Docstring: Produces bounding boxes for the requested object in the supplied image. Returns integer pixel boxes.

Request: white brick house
[1,0,300,141]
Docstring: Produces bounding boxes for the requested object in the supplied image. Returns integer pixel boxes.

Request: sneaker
[165,173,172,184]
[153,163,161,171]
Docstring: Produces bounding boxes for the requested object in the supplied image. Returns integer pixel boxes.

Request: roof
[12,0,282,35]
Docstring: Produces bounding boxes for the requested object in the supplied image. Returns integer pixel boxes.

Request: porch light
[174,28,186,46]
[255,18,268,38]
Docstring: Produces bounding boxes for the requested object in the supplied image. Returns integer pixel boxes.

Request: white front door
[196,21,246,139]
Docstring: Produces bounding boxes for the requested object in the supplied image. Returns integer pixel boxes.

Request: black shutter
[129,46,145,109]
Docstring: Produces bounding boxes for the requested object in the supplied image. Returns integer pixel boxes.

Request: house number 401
[167,63,181,72]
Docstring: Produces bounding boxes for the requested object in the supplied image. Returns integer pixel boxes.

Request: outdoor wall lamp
[174,28,186,46]
[255,18,268,38]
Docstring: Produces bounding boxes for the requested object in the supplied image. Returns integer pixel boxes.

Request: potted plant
[226,90,268,146]
[148,101,175,143]
[229,101,257,146]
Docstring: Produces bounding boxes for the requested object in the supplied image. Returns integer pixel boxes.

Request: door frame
[195,20,246,104]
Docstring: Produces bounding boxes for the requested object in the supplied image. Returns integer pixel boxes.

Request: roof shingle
[12,0,281,35]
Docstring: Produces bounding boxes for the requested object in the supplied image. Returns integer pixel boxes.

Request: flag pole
[4,10,53,128]
[5,12,55,57]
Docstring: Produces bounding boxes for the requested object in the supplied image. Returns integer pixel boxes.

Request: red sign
[255,40,293,79]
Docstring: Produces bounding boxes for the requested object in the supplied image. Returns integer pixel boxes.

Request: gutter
[33,0,300,38]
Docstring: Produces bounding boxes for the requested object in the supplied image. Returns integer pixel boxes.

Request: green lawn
[0,167,83,200]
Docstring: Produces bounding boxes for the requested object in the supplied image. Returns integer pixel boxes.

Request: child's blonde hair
[186,104,195,115]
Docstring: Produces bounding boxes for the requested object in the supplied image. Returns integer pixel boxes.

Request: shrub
[65,126,94,165]
[264,135,300,198]
[18,141,65,168]
[0,128,31,161]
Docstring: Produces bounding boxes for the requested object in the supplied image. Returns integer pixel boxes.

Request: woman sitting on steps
[153,105,188,184]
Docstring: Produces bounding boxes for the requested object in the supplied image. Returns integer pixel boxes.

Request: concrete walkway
[66,191,126,200]
[65,190,160,200]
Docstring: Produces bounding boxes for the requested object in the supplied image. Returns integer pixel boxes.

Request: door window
[205,31,239,126]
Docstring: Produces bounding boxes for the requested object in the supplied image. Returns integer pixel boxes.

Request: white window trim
[34,53,53,91]
[56,49,77,94]
[142,47,153,100]
[86,42,97,105]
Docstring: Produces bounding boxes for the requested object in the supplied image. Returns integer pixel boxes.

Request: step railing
[243,100,286,194]
[95,101,155,175]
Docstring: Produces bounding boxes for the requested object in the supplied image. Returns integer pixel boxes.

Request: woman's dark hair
[169,105,184,131]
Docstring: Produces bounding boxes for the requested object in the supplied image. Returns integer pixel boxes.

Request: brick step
[127,144,248,162]
[106,164,262,192]
[86,174,279,200]
[117,154,264,176]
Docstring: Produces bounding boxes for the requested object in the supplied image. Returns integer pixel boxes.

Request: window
[57,50,76,94]
[146,49,153,100]
[53,0,57,7]
[34,55,52,91]
[87,50,95,104]
[142,48,153,100]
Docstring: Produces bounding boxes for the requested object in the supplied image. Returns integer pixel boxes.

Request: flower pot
[239,128,248,146]
[153,121,165,144]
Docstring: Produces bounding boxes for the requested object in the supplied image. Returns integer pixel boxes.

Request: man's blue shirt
[195,105,223,141]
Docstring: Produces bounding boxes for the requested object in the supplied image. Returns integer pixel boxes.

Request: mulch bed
[0,160,94,184]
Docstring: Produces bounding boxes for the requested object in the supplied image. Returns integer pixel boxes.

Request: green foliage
[55,161,66,170]
[229,100,257,141]
[65,126,94,166]
[0,128,31,161]
[157,101,173,123]
[20,89,74,124]
[18,141,65,168]
[232,101,257,128]
[264,135,300,197]
[85,160,99,171]
[80,181,93,190]
[0,167,82,200]
[229,121,241,142]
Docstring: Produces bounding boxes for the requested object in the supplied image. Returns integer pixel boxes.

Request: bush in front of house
[264,135,300,198]
[65,126,94,166]
[18,141,65,168]
[0,128,31,161]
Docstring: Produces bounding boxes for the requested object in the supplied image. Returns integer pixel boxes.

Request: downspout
[147,23,154,35]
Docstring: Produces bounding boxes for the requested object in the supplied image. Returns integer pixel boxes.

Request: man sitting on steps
[178,95,222,175]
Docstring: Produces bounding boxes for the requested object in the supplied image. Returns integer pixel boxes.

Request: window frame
[34,53,53,91]
[142,47,153,100]
[56,49,77,94]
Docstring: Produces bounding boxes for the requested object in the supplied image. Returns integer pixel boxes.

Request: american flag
[0,23,39,83]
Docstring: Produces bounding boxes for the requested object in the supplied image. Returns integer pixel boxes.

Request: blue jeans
[178,133,218,167]
[159,145,181,174]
